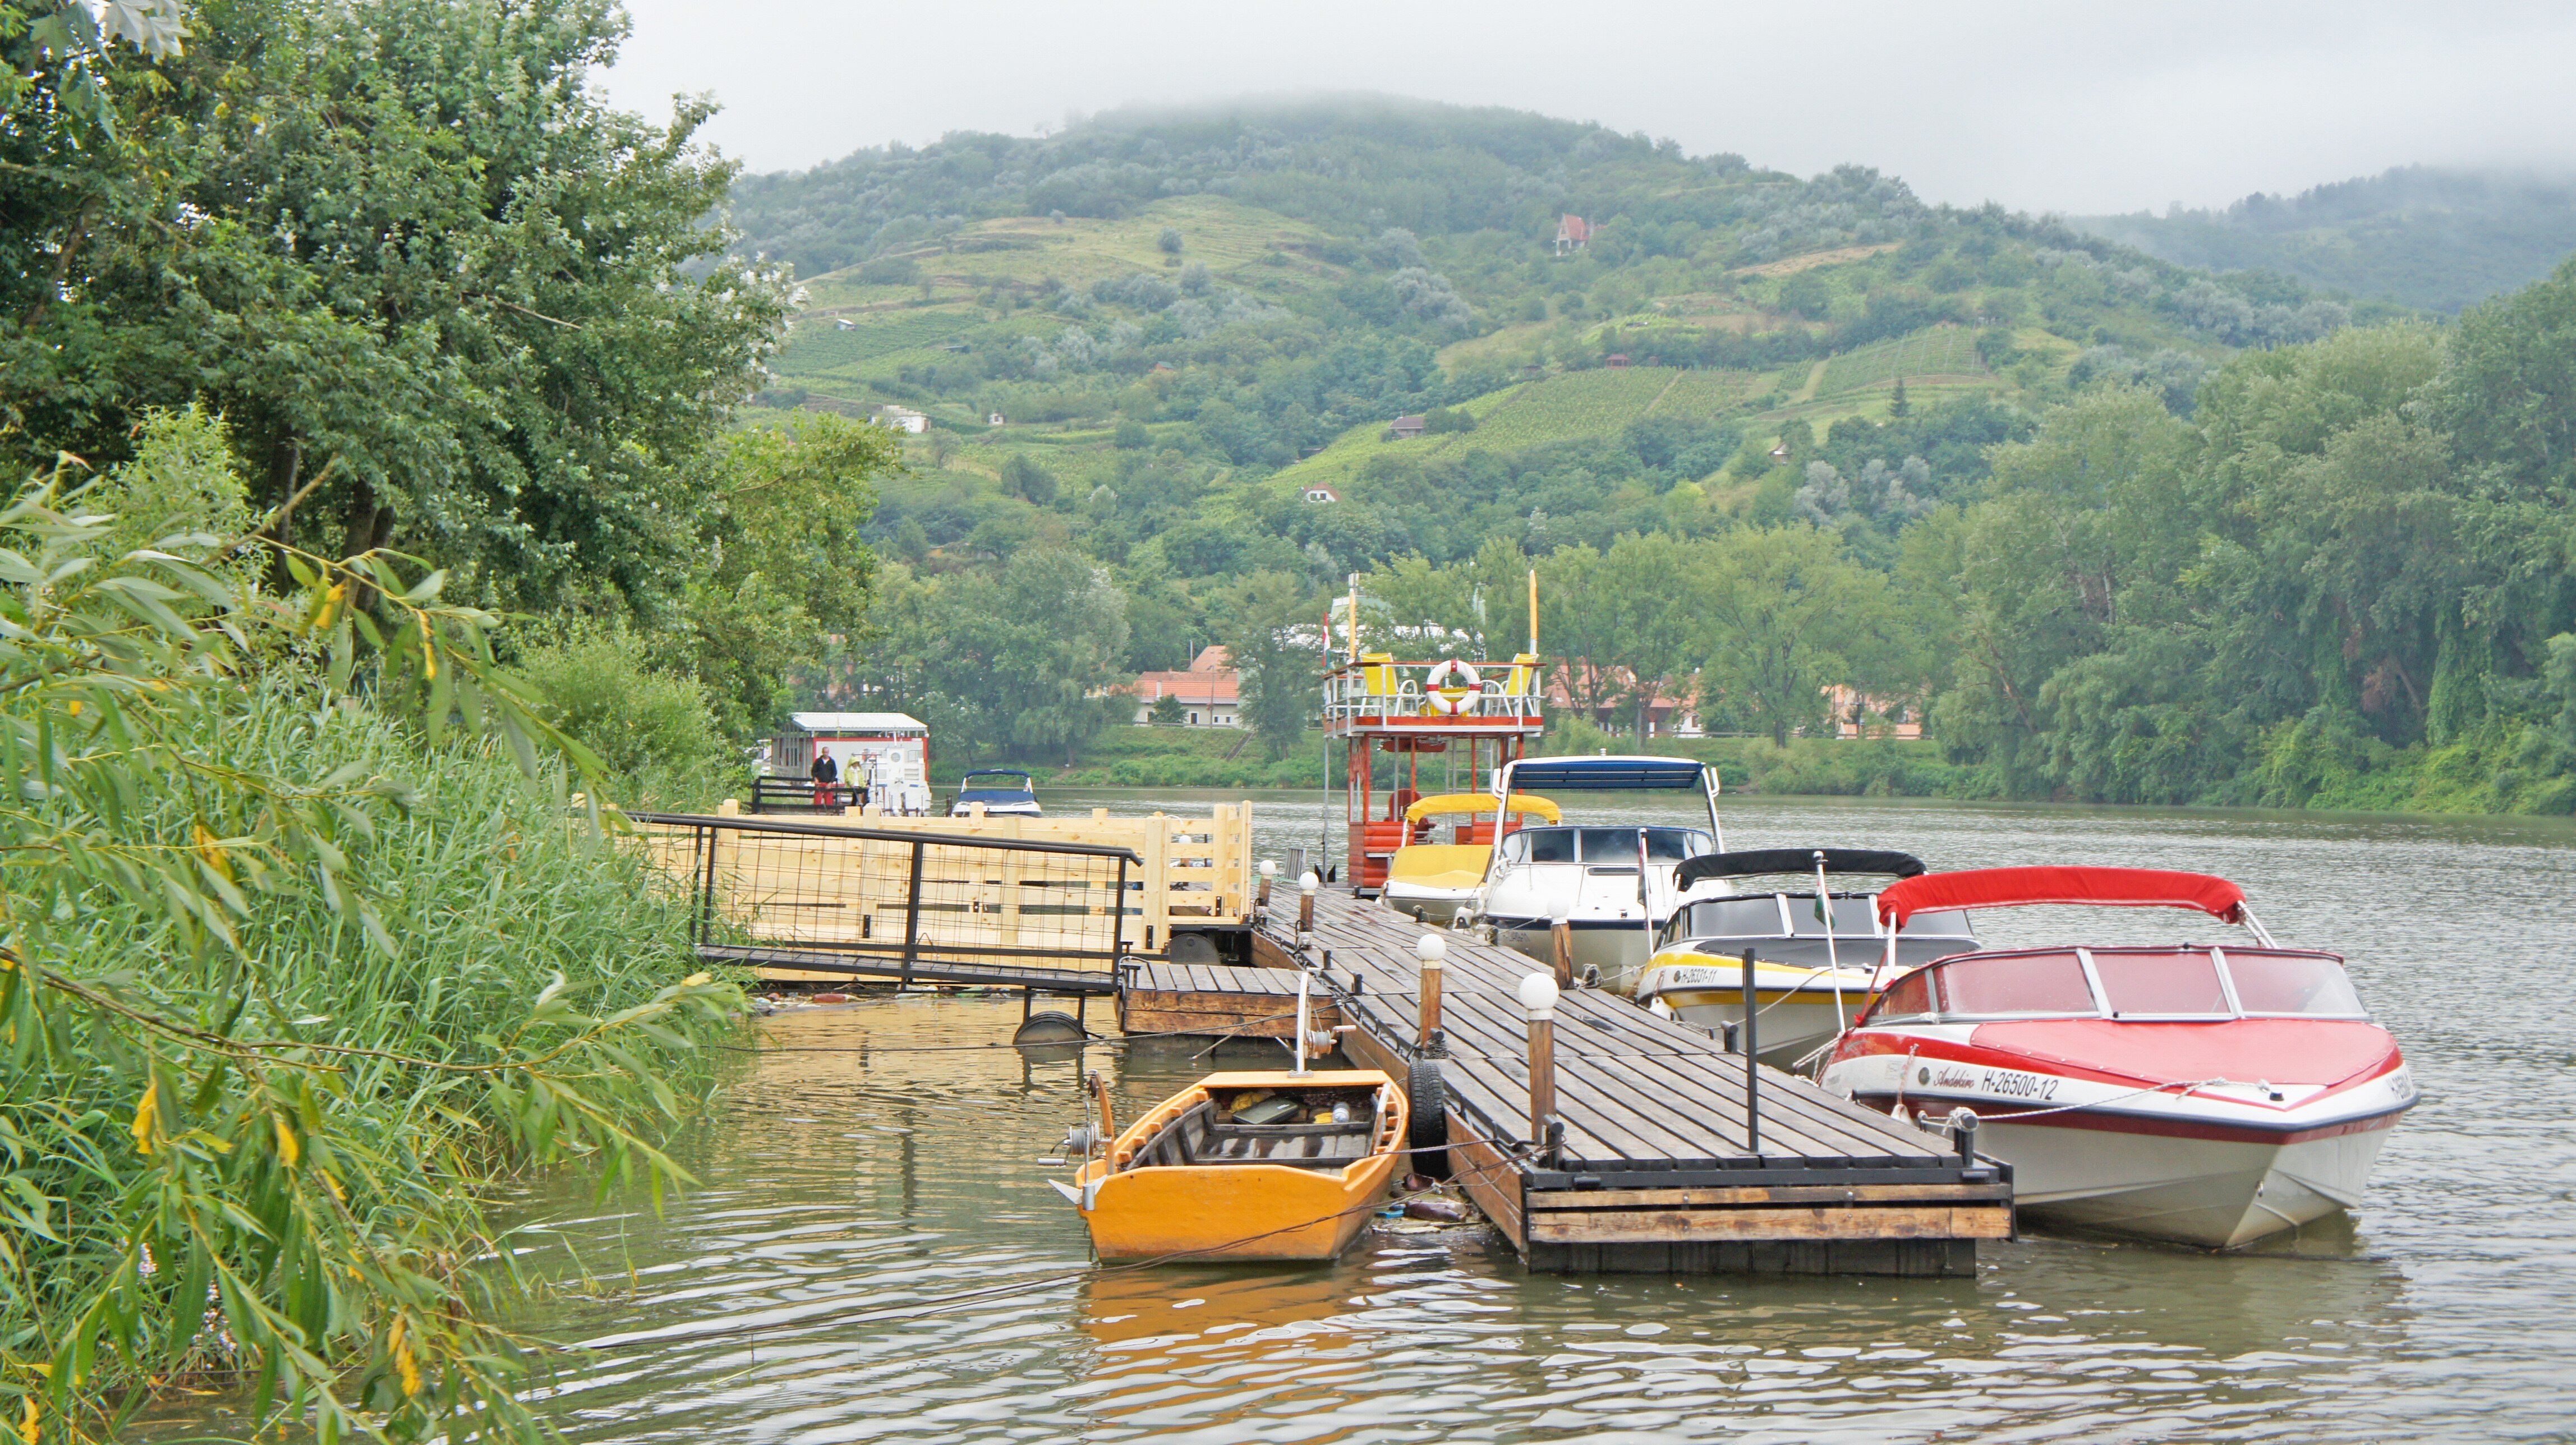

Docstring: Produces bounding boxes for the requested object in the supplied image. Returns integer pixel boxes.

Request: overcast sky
[602,1,2576,215]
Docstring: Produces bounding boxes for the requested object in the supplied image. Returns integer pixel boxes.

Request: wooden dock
[1158,887,2010,1274]
[1121,962,1342,1038]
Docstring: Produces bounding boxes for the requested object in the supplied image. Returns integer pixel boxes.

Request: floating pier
[1216,887,2010,1274]
[639,804,2011,1273]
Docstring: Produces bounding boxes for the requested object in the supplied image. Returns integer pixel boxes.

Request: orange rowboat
[1055,1070,1408,1262]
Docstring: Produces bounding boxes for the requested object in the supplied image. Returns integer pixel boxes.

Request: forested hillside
[2077,166,2576,314]
[720,102,2576,813]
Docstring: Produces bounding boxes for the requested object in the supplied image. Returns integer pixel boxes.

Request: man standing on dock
[811,745,839,808]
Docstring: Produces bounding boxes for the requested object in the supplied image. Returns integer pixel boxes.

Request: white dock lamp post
[1298,870,1319,937]
[1416,932,1447,1048]
[1520,970,1561,1160]
[1258,858,1278,910]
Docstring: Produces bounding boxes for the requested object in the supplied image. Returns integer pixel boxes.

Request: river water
[494,792,2573,1443]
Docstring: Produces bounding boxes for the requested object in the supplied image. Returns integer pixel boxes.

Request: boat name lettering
[1928,1066,1979,1090]
[2389,1067,2414,1100]
[1980,1068,2059,1101]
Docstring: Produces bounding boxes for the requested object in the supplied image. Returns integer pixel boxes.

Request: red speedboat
[1819,866,2416,1248]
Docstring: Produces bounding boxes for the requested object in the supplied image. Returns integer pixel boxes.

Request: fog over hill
[2074,167,2576,313]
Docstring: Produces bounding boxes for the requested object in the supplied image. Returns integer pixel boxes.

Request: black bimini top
[1675,848,1928,891]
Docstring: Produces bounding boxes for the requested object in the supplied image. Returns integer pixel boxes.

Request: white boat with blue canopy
[1468,755,1723,993]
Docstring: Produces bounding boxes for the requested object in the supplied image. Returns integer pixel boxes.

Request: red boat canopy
[1875,866,2248,927]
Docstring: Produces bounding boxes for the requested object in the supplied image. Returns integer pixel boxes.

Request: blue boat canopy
[1500,756,1710,791]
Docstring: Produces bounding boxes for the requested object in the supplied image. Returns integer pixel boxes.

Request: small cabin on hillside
[1303,484,1341,504]
[873,405,928,434]
[1604,354,1632,369]
[1556,214,1590,255]
[1388,415,1427,439]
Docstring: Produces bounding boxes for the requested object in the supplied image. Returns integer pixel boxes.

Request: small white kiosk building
[768,712,931,814]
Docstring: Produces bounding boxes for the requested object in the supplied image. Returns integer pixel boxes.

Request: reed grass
[1,444,740,1443]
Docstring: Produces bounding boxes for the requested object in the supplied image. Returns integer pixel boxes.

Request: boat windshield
[1505,828,1575,863]
[2223,951,2368,1017]
[1498,826,1713,866]
[1871,946,2366,1023]
[1646,828,1713,860]
[2092,950,2229,1017]
[1668,895,1975,944]
[1936,952,2096,1016]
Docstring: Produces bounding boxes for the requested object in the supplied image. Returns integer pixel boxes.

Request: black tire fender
[1406,1057,1448,1154]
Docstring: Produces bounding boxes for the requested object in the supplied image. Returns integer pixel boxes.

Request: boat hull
[1076,1154,1399,1260]
[1492,920,1658,990]
[1636,958,1882,1067]
[1068,1070,1406,1263]
[1826,1021,2414,1248]
[1968,1112,2397,1248]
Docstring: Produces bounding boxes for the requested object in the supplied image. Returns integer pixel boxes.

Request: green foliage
[0,434,735,1442]
[1146,691,1188,726]
[1929,285,2576,811]
[852,554,1131,766]
[2,0,789,615]
[677,415,896,739]
[513,620,733,809]
[1215,570,1318,760]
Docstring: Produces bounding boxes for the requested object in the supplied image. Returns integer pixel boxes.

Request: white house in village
[1302,484,1340,504]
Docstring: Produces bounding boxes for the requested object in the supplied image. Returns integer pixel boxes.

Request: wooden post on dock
[1258,859,1276,911]
[1740,947,1760,1153]
[1549,903,1572,988]
[1416,932,1446,1046]
[1298,869,1318,937]
[1520,971,1560,1162]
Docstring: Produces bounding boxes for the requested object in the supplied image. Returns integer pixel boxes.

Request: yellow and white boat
[1382,792,1558,925]
[1055,1069,1408,1262]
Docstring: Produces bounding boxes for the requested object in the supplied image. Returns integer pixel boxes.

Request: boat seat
[1124,1097,1388,1171]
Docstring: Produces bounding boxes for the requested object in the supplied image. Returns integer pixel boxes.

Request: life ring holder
[1423,659,1482,716]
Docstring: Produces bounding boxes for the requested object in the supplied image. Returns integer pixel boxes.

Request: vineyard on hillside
[1463,366,1681,449]
[1646,366,1772,418]
[1815,325,1988,398]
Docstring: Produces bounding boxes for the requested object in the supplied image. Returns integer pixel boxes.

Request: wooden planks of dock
[1143,887,2013,1275]
[1121,962,1342,1039]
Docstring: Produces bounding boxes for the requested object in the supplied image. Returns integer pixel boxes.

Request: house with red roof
[1125,645,1242,727]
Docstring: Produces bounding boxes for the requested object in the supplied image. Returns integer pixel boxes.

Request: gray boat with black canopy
[1633,846,1978,1068]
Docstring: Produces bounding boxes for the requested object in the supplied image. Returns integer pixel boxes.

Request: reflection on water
[217,795,2576,1441]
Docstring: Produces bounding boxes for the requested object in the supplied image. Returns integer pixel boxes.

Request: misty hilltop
[2073,165,2576,314]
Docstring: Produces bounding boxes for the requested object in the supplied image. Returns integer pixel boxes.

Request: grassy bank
[938,719,2576,817]
[931,724,1965,797]
[937,725,1331,790]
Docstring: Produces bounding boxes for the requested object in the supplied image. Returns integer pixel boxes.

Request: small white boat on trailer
[1634,848,1977,1068]
[1819,866,2416,1249]
[1469,756,1722,993]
